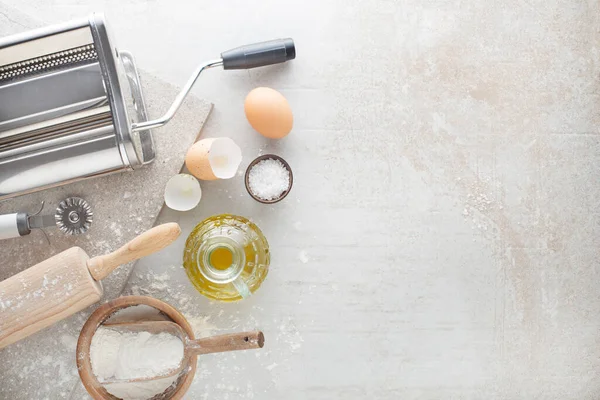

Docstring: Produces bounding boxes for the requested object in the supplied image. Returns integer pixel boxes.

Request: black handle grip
[221,38,295,70]
[16,212,30,236]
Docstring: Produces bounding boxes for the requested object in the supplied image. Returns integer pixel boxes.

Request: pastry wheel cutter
[0,197,93,240]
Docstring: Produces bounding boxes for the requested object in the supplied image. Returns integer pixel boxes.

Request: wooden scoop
[99,321,265,384]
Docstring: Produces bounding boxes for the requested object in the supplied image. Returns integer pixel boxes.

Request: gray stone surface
[1,0,600,399]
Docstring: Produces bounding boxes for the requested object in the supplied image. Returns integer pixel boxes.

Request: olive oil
[209,246,233,270]
[183,214,270,302]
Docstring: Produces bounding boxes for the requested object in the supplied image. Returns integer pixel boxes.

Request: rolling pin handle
[87,223,181,281]
[0,212,30,240]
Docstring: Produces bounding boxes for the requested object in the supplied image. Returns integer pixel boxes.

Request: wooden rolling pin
[0,223,181,348]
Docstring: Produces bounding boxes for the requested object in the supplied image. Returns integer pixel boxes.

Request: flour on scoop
[90,325,184,399]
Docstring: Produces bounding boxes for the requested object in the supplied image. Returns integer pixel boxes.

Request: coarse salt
[248,158,290,201]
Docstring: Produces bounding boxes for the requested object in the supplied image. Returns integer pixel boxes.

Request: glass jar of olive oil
[183,214,270,302]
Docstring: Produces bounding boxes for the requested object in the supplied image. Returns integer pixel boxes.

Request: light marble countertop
[2,0,600,399]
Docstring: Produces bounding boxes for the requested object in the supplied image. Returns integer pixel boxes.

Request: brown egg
[244,87,293,139]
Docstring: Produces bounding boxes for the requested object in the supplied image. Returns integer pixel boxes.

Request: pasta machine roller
[0,13,295,201]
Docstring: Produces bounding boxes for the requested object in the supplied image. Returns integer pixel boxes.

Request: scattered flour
[298,250,309,264]
[40,355,53,366]
[266,363,278,371]
[59,334,77,350]
[147,271,170,291]
[153,272,170,282]
[186,315,217,338]
[110,222,123,238]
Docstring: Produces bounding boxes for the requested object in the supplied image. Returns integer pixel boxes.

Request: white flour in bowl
[90,325,184,400]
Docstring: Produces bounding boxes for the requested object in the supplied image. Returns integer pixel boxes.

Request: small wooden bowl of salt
[77,296,264,400]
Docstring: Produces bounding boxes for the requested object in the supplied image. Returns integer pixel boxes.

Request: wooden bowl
[244,154,293,204]
[76,296,197,400]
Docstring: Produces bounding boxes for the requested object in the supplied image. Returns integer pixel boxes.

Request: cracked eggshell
[185,137,242,180]
[164,174,202,211]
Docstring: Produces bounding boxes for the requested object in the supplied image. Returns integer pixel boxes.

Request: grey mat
[0,4,212,399]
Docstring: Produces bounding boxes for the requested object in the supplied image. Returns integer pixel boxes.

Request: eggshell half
[185,137,242,180]
[164,174,202,211]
